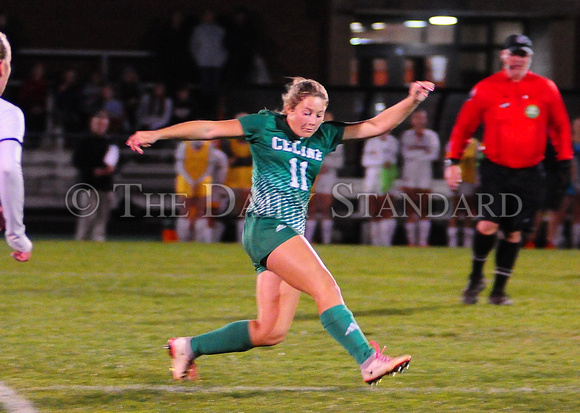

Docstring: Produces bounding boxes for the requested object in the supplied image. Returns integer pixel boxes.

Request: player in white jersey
[361,133,399,245]
[0,32,32,262]
[400,110,440,246]
[305,112,344,244]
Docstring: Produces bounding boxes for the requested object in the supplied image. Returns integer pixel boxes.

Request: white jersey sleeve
[0,99,32,252]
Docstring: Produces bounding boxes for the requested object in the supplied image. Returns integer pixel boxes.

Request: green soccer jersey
[238,110,344,234]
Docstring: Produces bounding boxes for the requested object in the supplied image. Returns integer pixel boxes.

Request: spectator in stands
[222,112,252,242]
[72,110,119,241]
[136,81,173,131]
[54,67,84,134]
[118,66,143,132]
[447,138,479,248]
[170,84,198,126]
[305,112,344,244]
[100,84,125,135]
[0,31,32,262]
[174,140,228,243]
[80,69,106,125]
[189,9,228,118]
[17,62,48,135]
[445,34,572,305]
[361,131,399,246]
[400,109,440,246]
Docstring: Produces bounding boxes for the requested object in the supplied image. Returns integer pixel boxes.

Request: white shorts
[363,166,385,195]
[402,163,433,189]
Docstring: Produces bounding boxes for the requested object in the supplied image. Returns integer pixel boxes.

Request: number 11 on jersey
[289,158,309,191]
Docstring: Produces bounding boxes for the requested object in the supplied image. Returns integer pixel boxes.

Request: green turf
[0,241,578,412]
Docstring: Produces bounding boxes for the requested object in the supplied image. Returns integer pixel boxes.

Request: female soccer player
[127,78,434,385]
[0,31,33,262]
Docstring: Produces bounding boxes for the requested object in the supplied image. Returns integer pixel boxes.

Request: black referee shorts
[477,158,544,234]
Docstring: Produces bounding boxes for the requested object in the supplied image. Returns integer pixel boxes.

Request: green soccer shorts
[242,213,301,274]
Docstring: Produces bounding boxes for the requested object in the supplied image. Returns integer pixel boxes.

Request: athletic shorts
[242,213,301,274]
[175,175,212,198]
[477,158,543,233]
[363,166,386,195]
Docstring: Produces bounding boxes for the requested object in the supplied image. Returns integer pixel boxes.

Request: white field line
[24,384,579,395]
[0,382,38,413]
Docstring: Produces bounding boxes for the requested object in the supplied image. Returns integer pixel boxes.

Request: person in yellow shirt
[175,140,228,242]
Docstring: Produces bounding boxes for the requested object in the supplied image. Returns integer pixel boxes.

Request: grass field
[0,240,578,412]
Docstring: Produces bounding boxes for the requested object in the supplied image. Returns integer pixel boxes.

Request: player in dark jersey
[127,78,434,384]
[445,34,573,305]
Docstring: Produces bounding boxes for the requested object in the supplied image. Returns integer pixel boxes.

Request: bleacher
[12,49,580,243]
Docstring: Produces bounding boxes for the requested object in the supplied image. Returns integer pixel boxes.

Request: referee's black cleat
[488,293,514,305]
[461,277,486,304]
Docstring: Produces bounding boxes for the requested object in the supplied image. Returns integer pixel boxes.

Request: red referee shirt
[447,70,573,168]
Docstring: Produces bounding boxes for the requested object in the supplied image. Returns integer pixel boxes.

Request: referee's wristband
[444,158,461,167]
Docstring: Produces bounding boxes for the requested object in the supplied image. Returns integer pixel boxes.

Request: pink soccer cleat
[11,251,31,262]
[164,337,198,380]
[360,341,411,385]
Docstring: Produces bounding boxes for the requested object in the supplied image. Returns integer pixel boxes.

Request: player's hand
[11,250,31,262]
[411,81,435,102]
[126,131,159,154]
[445,164,462,190]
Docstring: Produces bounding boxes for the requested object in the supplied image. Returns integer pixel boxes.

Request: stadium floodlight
[429,16,458,25]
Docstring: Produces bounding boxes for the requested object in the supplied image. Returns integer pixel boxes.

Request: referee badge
[525,104,540,119]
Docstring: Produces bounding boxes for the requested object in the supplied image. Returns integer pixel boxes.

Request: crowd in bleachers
[7,6,271,148]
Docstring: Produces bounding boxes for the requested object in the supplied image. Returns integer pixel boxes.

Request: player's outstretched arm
[126,119,245,154]
[343,81,434,141]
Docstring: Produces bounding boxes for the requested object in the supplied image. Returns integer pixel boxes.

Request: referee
[445,34,573,305]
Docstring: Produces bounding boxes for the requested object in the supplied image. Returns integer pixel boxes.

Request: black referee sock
[491,239,520,296]
[470,230,497,281]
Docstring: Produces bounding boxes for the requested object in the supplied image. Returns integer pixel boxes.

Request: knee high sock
[491,239,520,295]
[189,320,254,358]
[470,230,497,281]
[320,304,374,365]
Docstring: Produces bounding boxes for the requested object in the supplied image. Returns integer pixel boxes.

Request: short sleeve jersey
[238,110,344,233]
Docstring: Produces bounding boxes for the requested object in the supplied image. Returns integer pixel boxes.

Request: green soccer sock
[189,320,254,358]
[320,304,374,365]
